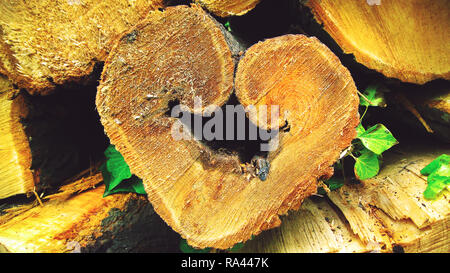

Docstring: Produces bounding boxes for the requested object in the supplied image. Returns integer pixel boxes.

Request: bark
[194,0,261,17]
[96,5,359,249]
[239,142,450,253]
[306,0,450,84]
[0,173,181,253]
[0,0,165,95]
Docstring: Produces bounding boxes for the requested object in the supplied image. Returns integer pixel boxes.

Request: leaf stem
[360,106,369,123]
[357,90,374,106]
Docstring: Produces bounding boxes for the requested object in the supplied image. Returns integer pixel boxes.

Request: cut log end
[307,0,450,84]
[96,5,359,249]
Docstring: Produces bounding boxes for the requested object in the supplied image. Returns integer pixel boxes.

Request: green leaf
[421,155,450,200]
[103,145,132,189]
[356,123,365,137]
[101,145,146,197]
[317,177,345,195]
[423,169,450,200]
[357,124,398,155]
[180,239,211,253]
[103,176,146,197]
[420,154,450,176]
[325,177,345,191]
[228,242,245,252]
[354,149,380,180]
[360,84,386,107]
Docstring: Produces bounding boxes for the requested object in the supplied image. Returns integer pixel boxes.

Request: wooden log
[0,75,34,199]
[0,0,164,95]
[96,4,359,249]
[194,0,261,17]
[239,142,450,253]
[306,0,450,84]
[0,173,181,253]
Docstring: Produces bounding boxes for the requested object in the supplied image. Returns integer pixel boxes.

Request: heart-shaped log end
[96,5,359,249]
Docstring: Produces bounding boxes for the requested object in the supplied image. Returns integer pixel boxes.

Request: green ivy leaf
[101,145,146,197]
[360,85,386,107]
[423,169,450,200]
[180,239,211,253]
[421,155,450,200]
[357,124,398,155]
[102,175,146,197]
[103,145,132,188]
[354,149,380,180]
[325,177,345,191]
[317,177,345,195]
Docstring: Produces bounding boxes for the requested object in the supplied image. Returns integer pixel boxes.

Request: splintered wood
[239,144,450,253]
[307,0,450,84]
[0,0,164,94]
[96,5,359,249]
